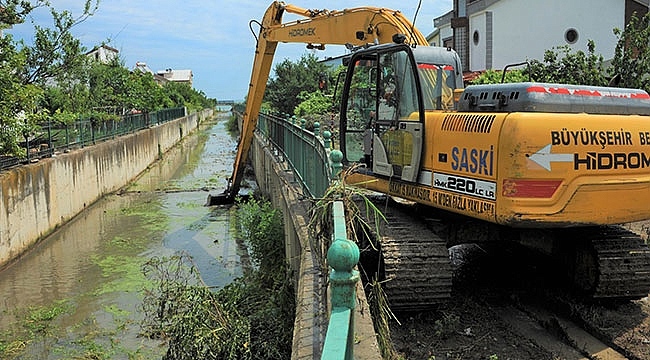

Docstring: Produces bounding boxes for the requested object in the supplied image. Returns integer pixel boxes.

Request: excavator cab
[340,43,462,183]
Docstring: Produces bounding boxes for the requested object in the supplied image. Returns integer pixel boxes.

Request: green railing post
[330,150,343,180]
[328,204,360,309]
[313,121,320,137]
[322,201,360,360]
[323,130,331,150]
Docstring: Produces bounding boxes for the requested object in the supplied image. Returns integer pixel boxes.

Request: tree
[264,53,330,115]
[524,40,607,86]
[17,1,98,86]
[0,1,97,156]
[0,0,44,27]
[0,60,44,156]
[162,81,215,113]
[293,90,331,117]
[127,71,166,113]
[0,0,217,158]
[471,40,608,86]
[0,32,44,156]
[87,57,130,113]
[610,12,650,92]
[469,69,530,85]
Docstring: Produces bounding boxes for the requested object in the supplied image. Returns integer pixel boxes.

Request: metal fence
[255,111,359,359]
[257,111,333,198]
[0,107,186,171]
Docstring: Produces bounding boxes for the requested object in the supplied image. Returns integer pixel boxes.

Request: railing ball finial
[313,122,320,136]
[330,150,343,179]
[323,130,331,149]
[327,238,360,273]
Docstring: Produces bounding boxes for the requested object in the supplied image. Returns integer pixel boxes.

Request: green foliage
[611,12,650,92]
[469,41,610,87]
[225,113,239,135]
[235,197,285,278]
[0,81,44,156]
[469,69,530,85]
[140,198,294,360]
[20,3,98,86]
[0,1,94,157]
[293,90,331,117]
[265,53,331,115]
[127,71,166,112]
[525,40,608,86]
[0,1,44,27]
[0,1,216,158]
[163,81,215,113]
[24,302,70,334]
[0,300,71,358]
[87,58,130,112]
[140,254,251,360]
[232,101,246,114]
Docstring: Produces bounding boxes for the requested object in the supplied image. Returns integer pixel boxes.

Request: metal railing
[255,111,359,359]
[257,111,333,198]
[0,107,186,171]
[321,201,360,360]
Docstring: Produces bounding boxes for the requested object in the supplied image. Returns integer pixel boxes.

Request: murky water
[0,113,243,359]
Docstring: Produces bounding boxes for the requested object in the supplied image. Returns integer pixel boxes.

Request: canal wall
[0,109,213,269]
[250,132,380,359]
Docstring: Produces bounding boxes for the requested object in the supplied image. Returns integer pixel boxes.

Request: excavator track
[356,196,650,311]
[358,197,452,311]
[563,226,650,300]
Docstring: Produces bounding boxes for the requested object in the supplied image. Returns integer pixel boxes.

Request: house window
[473,30,479,45]
[565,28,579,44]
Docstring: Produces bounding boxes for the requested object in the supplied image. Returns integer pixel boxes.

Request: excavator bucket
[206,191,251,206]
[206,192,234,206]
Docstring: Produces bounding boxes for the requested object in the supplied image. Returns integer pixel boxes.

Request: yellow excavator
[214,1,650,308]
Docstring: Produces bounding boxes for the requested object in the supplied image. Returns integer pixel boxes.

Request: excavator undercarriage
[358,196,650,311]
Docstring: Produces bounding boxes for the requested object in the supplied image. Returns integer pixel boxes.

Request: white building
[134,62,168,86]
[432,0,649,73]
[156,68,193,87]
[85,44,119,64]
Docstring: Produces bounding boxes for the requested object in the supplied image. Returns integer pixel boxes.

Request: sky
[7,0,453,102]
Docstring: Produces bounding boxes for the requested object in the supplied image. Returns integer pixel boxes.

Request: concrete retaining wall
[0,109,212,269]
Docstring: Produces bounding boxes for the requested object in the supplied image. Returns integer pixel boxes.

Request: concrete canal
[0,113,247,358]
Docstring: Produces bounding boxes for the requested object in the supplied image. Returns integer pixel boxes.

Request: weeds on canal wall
[225,113,239,135]
[311,168,399,359]
[140,197,294,360]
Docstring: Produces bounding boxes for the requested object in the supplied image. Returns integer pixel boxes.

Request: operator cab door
[340,45,424,182]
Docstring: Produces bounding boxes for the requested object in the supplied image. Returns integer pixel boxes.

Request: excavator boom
[208,1,428,205]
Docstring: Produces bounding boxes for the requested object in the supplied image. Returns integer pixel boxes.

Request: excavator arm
[209,1,428,204]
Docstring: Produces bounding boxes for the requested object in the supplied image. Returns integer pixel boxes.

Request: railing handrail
[322,201,360,360]
[258,111,333,198]
[255,112,358,359]
[0,107,190,171]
